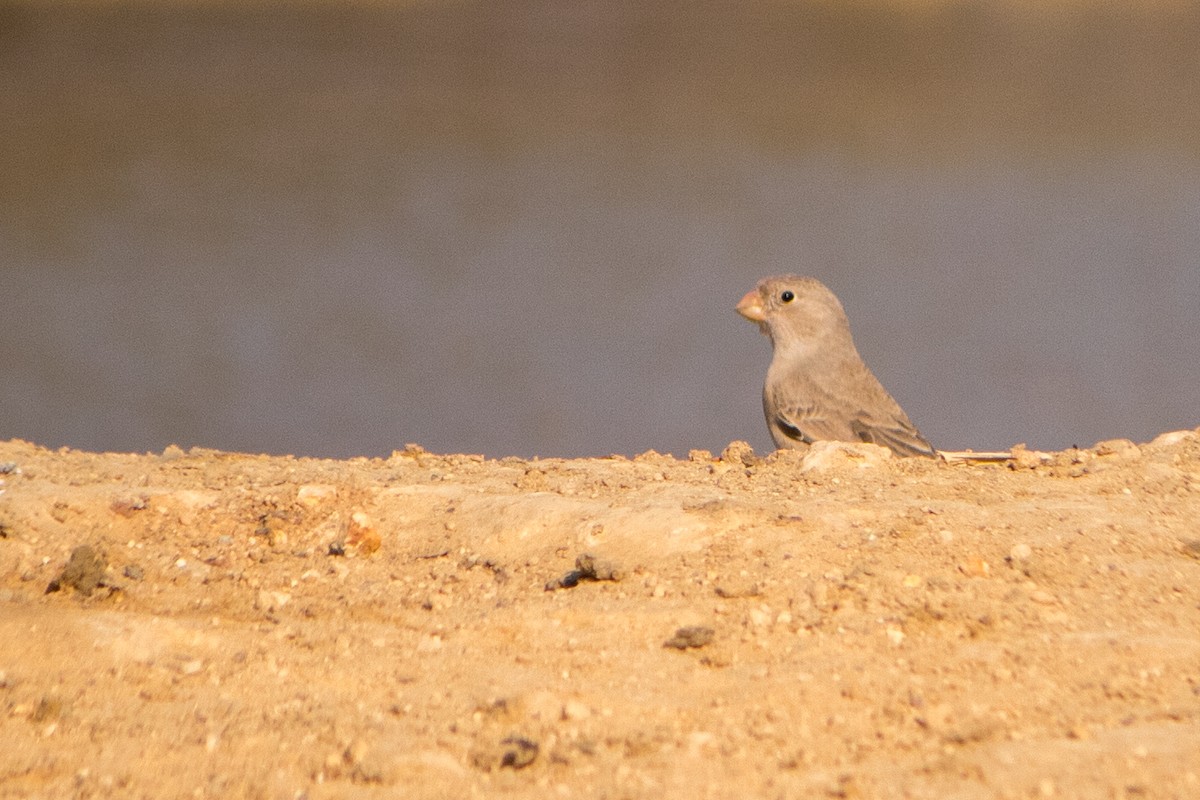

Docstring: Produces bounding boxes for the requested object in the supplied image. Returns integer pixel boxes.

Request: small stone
[255,590,291,612]
[763,449,806,468]
[468,736,539,771]
[719,441,758,466]
[109,497,148,517]
[563,700,592,720]
[46,545,107,596]
[160,445,185,460]
[714,580,760,599]
[346,511,381,555]
[416,634,443,652]
[901,574,923,588]
[30,696,64,723]
[748,607,771,627]
[545,553,624,590]
[959,555,990,577]
[344,738,370,767]
[1030,589,1056,605]
[1010,543,1033,561]
[1008,444,1045,469]
[501,736,539,769]
[800,440,892,474]
[296,485,337,508]
[180,659,204,676]
[575,553,622,581]
[1093,438,1139,458]
[663,626,714,650]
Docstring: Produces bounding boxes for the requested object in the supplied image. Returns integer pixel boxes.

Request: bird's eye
[780,290,795,303]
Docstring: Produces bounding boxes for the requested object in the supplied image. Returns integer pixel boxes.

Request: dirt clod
[663,625,715,649]
[545,552,624,590]
[472,735,539,771]
[45,544,107,596]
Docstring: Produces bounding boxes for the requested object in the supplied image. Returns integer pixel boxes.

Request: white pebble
[563,700,592,720]
[748,607,771,627]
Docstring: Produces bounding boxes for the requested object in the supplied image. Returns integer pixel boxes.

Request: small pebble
[545,553,624,591]
[346,511,381,555]
[720,441,758,466]
[563,700,592,720]
[960,556,990,577]
[416,634,443,652]
[296,485,337,508]
[663,626,714,650]
[46,545,108,596]
[500,736,538,769]
[255,590,291,612]
[160,445,185,460]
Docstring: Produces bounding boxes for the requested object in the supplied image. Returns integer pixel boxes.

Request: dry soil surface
[2,433,1200,800]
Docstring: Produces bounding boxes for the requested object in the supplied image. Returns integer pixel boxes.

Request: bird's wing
[848,415,938,459]
[770,406,816,445]
[770,398,856,446]
[770,372,937,458]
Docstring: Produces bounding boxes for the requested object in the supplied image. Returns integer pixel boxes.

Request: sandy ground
[1,432,1200,799]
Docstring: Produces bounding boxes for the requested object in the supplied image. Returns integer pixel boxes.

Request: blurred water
[2,1,1198,458]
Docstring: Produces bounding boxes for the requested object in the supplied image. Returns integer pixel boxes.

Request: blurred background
[2,0,1198,459]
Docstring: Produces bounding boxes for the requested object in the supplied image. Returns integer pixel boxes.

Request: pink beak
[736,289,766,322]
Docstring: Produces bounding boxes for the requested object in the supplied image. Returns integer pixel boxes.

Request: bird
[736,275,938,458]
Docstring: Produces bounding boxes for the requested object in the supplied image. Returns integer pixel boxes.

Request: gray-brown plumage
[736,275,937,458]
